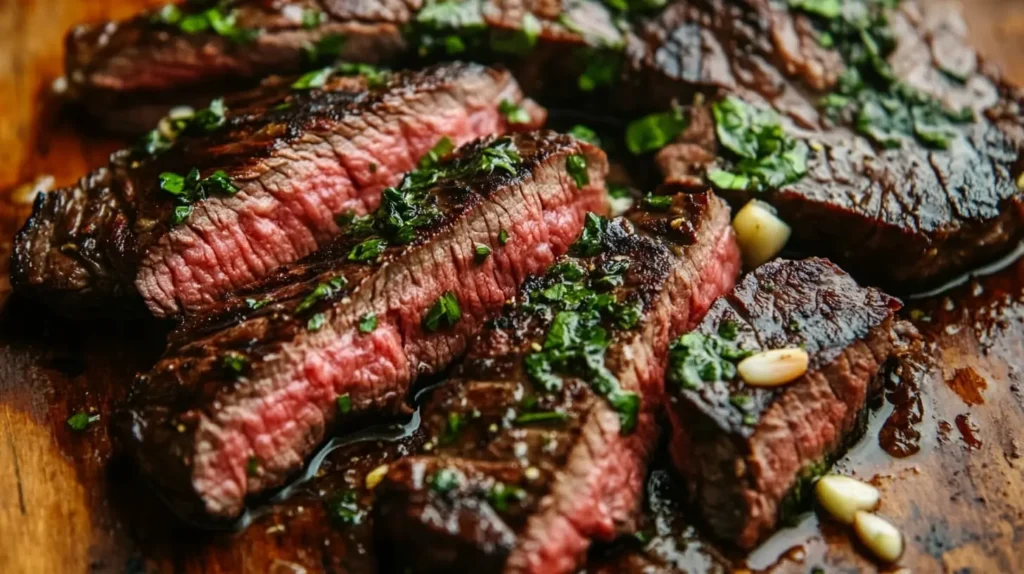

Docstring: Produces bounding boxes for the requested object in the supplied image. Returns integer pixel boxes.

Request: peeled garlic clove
[365,464,390,490]
[815,474,881,524]
[737,347,809,387]
[853,511,904,563]
[731,199,791,268]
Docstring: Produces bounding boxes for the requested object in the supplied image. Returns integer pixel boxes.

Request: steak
[373,190,741,573]
[647,0,1024,290]
[114,131,608,523]
[664,257,903,549]
[14,62,542,317]
[65,0,631,131]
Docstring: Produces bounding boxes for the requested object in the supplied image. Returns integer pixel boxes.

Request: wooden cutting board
[2,1,1024,573]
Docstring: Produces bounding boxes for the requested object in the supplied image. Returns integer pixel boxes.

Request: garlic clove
[815,474,881,524]
[731,199,791,268]
[737,347,809,387]
[853,511,904,564]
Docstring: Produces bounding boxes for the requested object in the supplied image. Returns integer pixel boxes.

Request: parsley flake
[359,313,378,333]
[424,291,461,331]
[565,154,589,188]
[67,412,99,431]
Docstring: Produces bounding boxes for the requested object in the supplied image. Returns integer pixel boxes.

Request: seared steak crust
[666,258,903,549]
[14,63,539,317]
[650,0,1024,290]
[115,131,607,523]
[374,191,740,573]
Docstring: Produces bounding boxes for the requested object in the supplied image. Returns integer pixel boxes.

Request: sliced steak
[14,63,541,317]
[114,131,608,523]
[665,258,903,549]
[648,0,1024,290]
[65,0,631,131]
[373,191,741,573]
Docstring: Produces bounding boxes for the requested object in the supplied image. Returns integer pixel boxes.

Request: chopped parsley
[430,467,462,493]
[667,332,752,390]
[499,99,531,125]
[789,0,972,149]
[520,218,644,434]
[568,125,601,146]
[418,136,456,169]
[424,291,461,331]
[221,351,248,375]
[291,62,390,90]
[411,0,486,56]
[326,490,365,526]
[159,168,239,225]
[708,96,808,192]
[337,393,353,414]
[295,276,348,313]
[307,313,327,331]
[514,411,569,425]
[440,412,464,445]
[151,4,258,43]
[66,412,99,431]
[359,313,378,333]
[565,154,589,188]
[246,456,260,477]
[474,243,492,261]
[302,9,326,29]
[136,97,227,157]
[576,49,621,92]
[625,107,688,155]
[641,194,672,211]
[498,229,510,245]
[487,482,526,511]
[602,0,667,13]
[348,237,387,262]
[572,213,606,257]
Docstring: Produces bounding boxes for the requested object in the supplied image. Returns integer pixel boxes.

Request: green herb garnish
[348,237,387,262]
[159,167,239,225]
[246,297,271,310]
[337,393,353,414]
[708,96,808,192]
[67,412,99,431]
[152,4,257,43]
[247,456,260,477]
[498,229,510,245]
[302,33,345,65]
[489,12,541,55]
[430,467,462,493]
[295,276,348,313]
[499,99,531,125]
[359,313,378,333]
[572,213,606,256]
[566,154,589,188]
[424,291,461,331]
[326,490,365,526]
[625,107,687,155]
[667,332,752,390]
[641,194,672,211]
[222,351,248,375]
[418,136,456,169]
[568,125,601,146]
[514,411,569,425]
[307,313,327,331]
[487,482,526,511]
[440,412,463,445]
[474,243,492,261]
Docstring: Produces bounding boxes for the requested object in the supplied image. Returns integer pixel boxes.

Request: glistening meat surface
[664,258,904,549]
[114,131,607,523]
[374,190,740,573]
[14,63,541,317]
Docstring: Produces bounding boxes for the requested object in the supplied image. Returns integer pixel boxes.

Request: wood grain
[1,1,1023,573]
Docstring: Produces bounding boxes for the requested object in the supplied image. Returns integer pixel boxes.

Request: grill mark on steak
[65,0,631,131]
[664,258,904,549]
[114,131,608,523]
[373,191,741,573]
[14,63,542,317]
[648,0,1024,290]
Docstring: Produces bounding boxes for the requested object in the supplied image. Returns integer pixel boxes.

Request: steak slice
[373,191,741,573]
[14,62,541,317]
[647,0,1024,290]
[114,131,608,523]
[65,0,630,131]
[664,258,903,549]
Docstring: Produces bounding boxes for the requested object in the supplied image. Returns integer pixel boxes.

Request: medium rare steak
[374,191,741,573]
[14,62,541,317]
[65,0,631,131]
[116,131,607,523]
[648,0,1024,289]
[665,258,903,549]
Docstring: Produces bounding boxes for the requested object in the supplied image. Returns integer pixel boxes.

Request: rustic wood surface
[2,1,1024,573]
